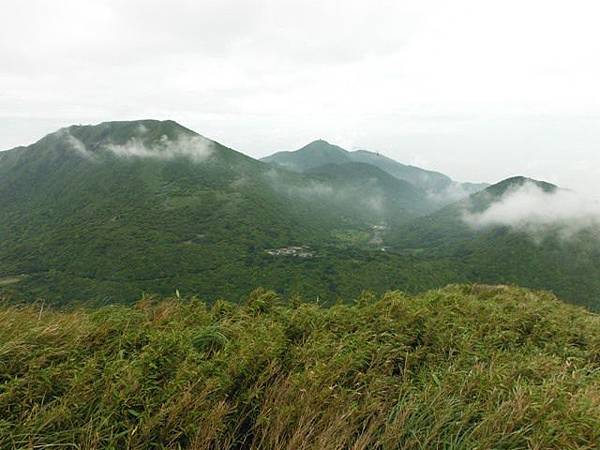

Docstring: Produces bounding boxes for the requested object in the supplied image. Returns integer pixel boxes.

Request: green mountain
[476,175,557,204]
[0,120,331,303]
[390,177,600,310]
[261,140,489,202]
[0,120,445,304]
[2,122,599,311]
[304,162,435,221]
[261,139,351,171]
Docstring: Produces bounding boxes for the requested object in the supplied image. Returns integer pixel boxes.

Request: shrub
[0,284,598,449]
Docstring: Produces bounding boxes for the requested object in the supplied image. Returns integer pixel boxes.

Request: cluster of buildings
[265,246,314,258]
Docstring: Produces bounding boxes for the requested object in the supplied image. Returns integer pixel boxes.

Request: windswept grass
[0,284,598,449]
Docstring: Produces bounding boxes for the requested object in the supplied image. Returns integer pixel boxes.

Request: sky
[1,0,600,192]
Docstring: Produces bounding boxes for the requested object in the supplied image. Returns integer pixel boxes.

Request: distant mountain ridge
[1,120,599,311]
[261,139,489,203]
[389,176,600,310]
[304,161,435,219]
[0,120,449,304]
[262,139,350,171]
[0,120,332,303]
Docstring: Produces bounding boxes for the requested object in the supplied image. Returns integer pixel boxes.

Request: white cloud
[62,131,93,159]
[464,182,600,238]
[104,134,213,162]
[1,0,600,191]
[265,169,386,214]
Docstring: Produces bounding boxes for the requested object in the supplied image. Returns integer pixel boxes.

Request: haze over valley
[2,1,599,448]
[2,119,600,311]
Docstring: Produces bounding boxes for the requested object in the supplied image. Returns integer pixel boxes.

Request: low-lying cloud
[464,182,600,239]
[104,133,214,162]
[60,130,94,159]
[428,181,484,204]
[265,169,386,215]
[61,126,214,163]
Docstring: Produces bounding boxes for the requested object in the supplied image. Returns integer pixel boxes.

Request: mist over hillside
[261,139,488,205]
[0,120,599,311]
[3,1,600,448]
[464,180,600,239]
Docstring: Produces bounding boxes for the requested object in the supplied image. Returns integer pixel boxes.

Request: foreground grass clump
[0,285,599,449]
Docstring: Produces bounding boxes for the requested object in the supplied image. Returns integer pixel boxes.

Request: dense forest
[1,120,600,311]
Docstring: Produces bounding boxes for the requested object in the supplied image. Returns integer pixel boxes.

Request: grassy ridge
[1,285,599,449]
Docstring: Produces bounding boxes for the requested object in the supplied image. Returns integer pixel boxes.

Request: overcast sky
[1,0,599,191]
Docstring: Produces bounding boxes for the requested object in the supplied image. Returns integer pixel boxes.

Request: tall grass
[0,284,598,449]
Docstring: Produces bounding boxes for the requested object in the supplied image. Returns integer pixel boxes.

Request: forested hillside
[390,177,600,310]
[0,120,432,304]
[261,139,487,201]
[2,120,600,311]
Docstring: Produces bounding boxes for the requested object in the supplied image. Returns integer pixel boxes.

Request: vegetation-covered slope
[0,120,475,305]
[2,121,599,311]
[1,284,598,449]
[350,150,448,188]
[305,162,435,220]
[3,120,434,304]
[0,120,337,302]
[261,140,488,200]
[261,139,351,172]
[391,177,600,310]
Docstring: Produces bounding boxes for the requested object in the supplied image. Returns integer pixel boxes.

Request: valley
[0,120,599,311]
[4,3,599,448]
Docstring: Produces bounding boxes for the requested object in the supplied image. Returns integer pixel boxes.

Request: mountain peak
[461,176,559,213]
[262,142,487,201]
[67,119,197,144]
[10,118,248,168]
[308,138,331,145]
[260,139,351,171]
[299,139,347,153]
[485,176,557,198]
[32,119,198,151]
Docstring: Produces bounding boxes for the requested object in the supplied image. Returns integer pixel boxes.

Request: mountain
[0,120,445,304]
[0,120,337,303]
[481,175,557,199]
[304,162,435,221]
[2,122,599,311]
[261,139,351,171]
[389,176,600,310]
[389,176,558,246]
[261,140,489,202]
